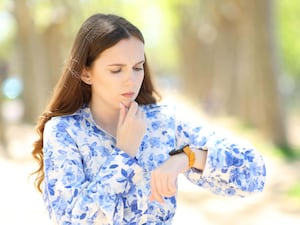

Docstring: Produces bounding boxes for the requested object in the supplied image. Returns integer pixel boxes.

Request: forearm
[184,142,266,196]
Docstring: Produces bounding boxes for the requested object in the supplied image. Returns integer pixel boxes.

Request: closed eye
[110,68,122,74]
[133,67,143,71]
[133,61,144,72]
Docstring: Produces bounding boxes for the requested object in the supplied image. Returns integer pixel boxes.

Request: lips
[121,92,135,98]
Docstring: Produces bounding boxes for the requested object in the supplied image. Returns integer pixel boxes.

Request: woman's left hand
[149,154,189,204]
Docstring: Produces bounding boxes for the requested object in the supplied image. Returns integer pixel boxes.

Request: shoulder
[44,106,88,133]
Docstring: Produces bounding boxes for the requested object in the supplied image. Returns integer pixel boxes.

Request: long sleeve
[43,118,147,225]
[175,115,266,197]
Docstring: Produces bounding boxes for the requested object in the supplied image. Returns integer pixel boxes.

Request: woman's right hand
[116,101,146,157]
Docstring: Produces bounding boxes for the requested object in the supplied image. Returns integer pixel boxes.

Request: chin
[121,99,134,108]
[123,102,131,108]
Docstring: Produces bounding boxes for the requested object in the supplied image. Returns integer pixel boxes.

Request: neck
[89,100,119,137]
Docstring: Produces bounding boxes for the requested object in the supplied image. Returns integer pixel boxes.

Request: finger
[157,175,165,196]
[159,176,174,197]
[127,101,138,117]
[166,177,177,196]
[149,192,164,204]
[150,172,164,204]
[150,173,158,199]
[137,107,145,119]
[160,176,171,197]
[118,102,127,127]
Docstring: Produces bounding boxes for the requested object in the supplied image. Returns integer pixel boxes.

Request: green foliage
[287,181,300,206]
[275,145,300,161]
[78,0,183,74]
[277,0,300,78]
[0,0,200,76]
[1,0,299,80]
[0,0,9,10]
[31,0,54,30]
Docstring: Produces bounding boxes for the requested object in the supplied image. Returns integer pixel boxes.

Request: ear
[81,68,92,85]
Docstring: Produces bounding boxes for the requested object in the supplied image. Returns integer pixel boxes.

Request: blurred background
[0,0,300,224]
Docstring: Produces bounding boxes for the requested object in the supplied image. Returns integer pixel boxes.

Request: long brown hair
[32,13,160,192]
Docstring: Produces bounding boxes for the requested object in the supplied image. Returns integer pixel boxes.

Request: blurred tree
[12,0,81,122]
[13,0,47,122]
[277,0,300,79]
[277,0,300,109]
[7,0,293,150]
[176,0,288,148]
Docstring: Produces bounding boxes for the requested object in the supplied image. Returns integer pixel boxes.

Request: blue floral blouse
[42,104,266,225]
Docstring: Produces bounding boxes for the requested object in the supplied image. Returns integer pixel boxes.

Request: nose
[124,70,137,85]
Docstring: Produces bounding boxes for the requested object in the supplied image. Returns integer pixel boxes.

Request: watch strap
[168,145,187,156]
[169,145,195,168]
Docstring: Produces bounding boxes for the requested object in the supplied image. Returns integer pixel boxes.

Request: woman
[32,13,266,225]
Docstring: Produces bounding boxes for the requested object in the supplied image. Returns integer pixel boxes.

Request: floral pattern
[42,104,266,224]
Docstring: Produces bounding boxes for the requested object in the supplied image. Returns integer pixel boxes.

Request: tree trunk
[13,0,50,122]
[177,0,288,147]
[13,0,75,123]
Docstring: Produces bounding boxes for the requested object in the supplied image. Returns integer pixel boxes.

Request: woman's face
[85,36,145,110]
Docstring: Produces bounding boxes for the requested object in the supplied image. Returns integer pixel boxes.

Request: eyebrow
[107,60,145,67]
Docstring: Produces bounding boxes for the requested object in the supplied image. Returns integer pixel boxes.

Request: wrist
[169,145,195,170]
[169,145,208,172]
[193,148,208,171]
[172,153,189,173]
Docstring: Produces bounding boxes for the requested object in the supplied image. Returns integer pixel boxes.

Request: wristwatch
[169,145,208,168]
